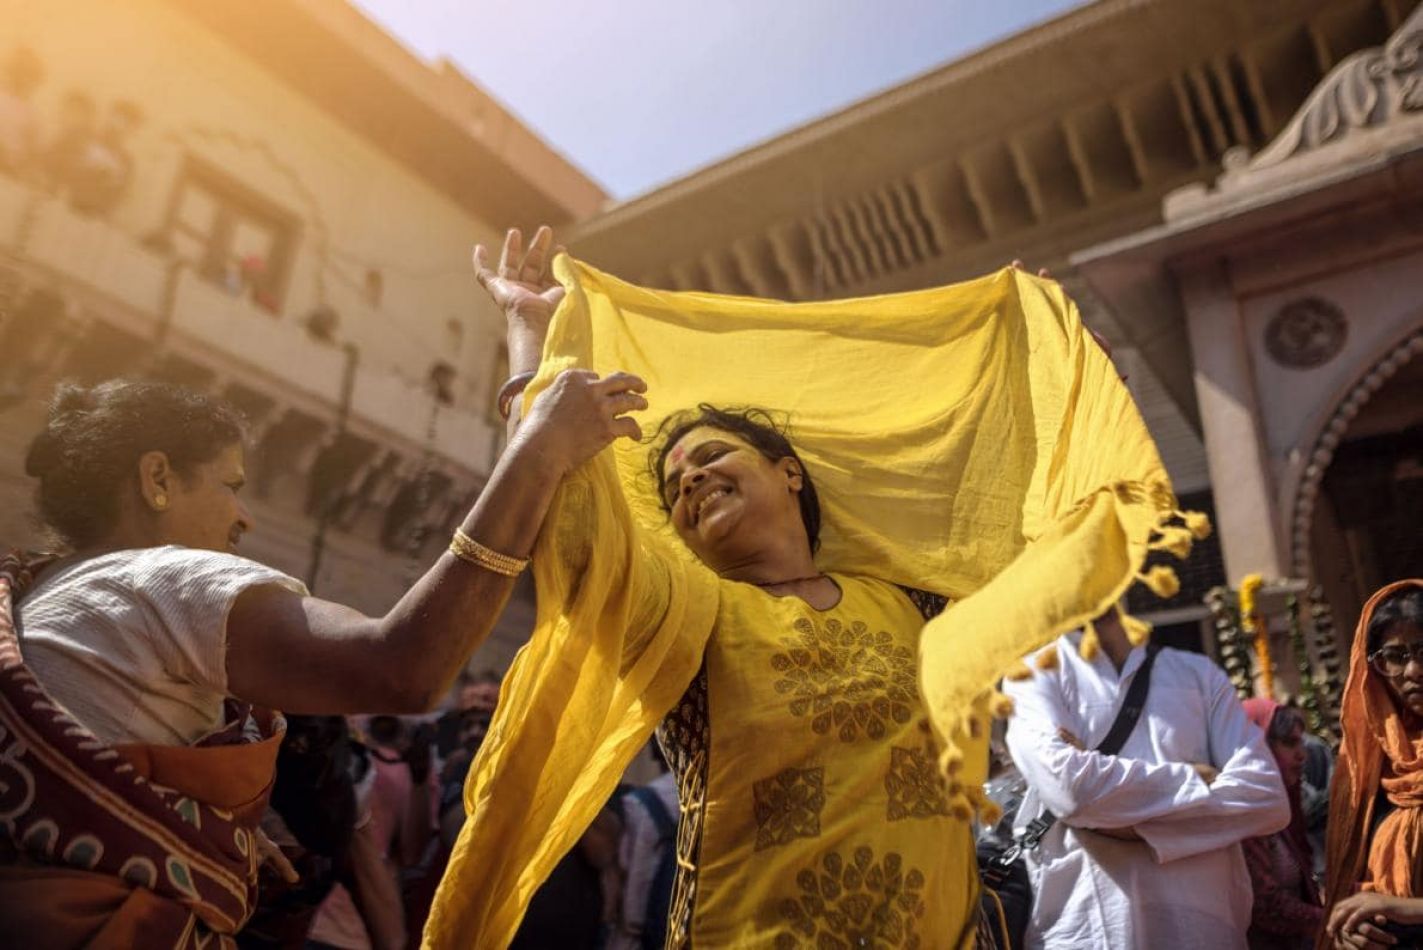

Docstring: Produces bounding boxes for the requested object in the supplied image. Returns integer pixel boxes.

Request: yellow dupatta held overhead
[424,259,1195,947]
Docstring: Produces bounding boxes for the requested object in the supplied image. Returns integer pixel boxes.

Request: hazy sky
[353,0,1082,200]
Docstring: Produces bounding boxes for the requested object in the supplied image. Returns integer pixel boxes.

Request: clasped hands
[1328,892,1421,949]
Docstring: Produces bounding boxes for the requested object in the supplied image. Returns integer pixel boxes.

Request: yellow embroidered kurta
[680,574,982,947]
[424,260,1189,949]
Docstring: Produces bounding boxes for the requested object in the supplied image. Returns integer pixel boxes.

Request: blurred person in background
[455,669,502,715]
[434,669,500,766]
[42,88,96,200]
[66,97,141,218]
[0,371,646,948]
[240,714,361,950]
[438,707,491,852]
[306,717,436,950]
[1301,728,1334,883]
[611,743,679,950]
[1241,699,1323,950]
[1321,582,1423,949]
[0,46,43,177]
[509,803,622,950]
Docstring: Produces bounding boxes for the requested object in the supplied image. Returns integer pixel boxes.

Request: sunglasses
[1368,643,1423,677]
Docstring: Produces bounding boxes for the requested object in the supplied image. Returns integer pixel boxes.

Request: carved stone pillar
[1179,260,1287,581]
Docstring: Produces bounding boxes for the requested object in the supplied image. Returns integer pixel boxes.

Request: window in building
[164,158,299,314]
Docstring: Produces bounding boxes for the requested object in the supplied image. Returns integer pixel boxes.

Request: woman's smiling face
[660,426,805,569]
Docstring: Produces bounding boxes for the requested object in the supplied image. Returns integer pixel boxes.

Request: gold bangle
[449,529,529,577]
[497,371,537,421]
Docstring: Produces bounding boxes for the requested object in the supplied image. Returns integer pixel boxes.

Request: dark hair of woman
[648,404,822,553]
[1267,705,1307,744]
[1365,587,1423,653]
[23,379,246,547]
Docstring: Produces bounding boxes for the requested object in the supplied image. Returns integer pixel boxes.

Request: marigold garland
[1239,573,1274,700]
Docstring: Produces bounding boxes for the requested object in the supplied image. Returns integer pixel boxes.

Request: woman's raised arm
[474,226,564,439]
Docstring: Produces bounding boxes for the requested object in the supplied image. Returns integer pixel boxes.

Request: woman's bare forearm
[370,431,567,707]
[227,436,563,713]
[504,316,548,441]
[227,370,645,715]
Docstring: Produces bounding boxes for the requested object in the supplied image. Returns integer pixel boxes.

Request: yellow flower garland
[1239,573,1274,699]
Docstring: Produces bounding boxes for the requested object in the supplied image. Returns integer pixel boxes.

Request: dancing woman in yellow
[651,402,988,946]
[424,227,1197,948]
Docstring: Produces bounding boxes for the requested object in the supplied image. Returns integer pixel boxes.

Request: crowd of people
[0,46,140,218]
[980,591,1423,949]
[0,222,1419,950]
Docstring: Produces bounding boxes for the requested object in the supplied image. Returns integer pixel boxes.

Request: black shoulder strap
[994,643,1163,865]
[630,785,676,841]
[1094,643,1162,757]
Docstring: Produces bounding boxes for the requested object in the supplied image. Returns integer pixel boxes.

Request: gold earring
[154,493,168,510]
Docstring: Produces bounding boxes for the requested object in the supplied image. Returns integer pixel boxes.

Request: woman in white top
[1,249,647,948]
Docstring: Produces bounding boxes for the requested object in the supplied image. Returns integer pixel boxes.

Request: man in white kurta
[1003,630,1290,949]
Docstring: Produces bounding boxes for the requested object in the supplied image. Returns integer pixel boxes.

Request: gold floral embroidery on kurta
[753,767,826,851]
[773,846,927,949]
[770,618,917,742]
[883,745,950,822]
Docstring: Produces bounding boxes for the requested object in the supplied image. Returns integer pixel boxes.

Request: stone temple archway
[1292,326,1423,637]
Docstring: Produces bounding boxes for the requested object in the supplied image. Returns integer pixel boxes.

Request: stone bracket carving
[1234,5,1423,175]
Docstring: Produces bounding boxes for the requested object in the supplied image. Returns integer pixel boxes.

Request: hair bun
[26,382,96,477]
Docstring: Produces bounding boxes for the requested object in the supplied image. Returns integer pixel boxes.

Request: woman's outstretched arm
[223,366,648,714]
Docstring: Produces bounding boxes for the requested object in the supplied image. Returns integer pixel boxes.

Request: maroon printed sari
[0,550,284,949]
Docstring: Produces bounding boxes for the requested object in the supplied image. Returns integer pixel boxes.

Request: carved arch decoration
[1289,324,1423,580]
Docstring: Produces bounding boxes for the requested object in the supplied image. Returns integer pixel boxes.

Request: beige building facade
[568,0,1421,663]
[1078,3,1423,642]
[0,0,604,670]
[3,0,1417,684]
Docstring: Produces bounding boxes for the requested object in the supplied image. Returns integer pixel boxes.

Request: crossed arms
[1003,650,1289,863]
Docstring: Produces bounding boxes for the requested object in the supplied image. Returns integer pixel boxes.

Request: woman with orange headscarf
[1320,581,1423,949]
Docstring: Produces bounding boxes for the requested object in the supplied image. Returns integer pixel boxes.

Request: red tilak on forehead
[669,445,687,466]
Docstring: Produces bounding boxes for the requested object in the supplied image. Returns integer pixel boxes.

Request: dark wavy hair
[24,379,246,547]
[1366,586,1423,653]
[1266,705,1308,744]
[648,404,822,553]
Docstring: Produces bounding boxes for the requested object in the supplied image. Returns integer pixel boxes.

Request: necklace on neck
[752,572,826,588]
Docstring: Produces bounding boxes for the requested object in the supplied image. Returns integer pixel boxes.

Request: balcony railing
[8,188,168,321]
[170,271,347,398]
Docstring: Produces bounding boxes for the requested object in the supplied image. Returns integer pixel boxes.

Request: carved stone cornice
[1244,3,1422,173]
[1166,4,1423,218]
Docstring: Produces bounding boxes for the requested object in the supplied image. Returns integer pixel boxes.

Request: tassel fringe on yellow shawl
[424,258,1200,947]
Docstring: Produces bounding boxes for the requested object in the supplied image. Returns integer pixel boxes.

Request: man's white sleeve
[1133,665,1290,863]
[1003,655,1212,830]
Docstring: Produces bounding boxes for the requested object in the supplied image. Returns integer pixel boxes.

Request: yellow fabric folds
[424,258,1178,948]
